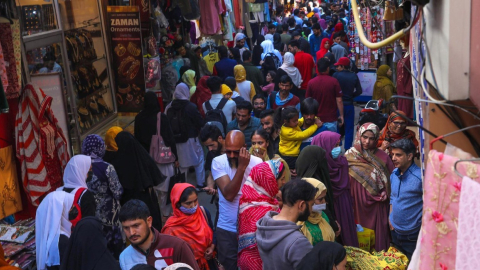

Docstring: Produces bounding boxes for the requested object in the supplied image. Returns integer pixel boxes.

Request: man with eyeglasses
[252,94,266,118]
[211,130,263,270]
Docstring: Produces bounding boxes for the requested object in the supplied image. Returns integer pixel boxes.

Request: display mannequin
[396,38,414,119]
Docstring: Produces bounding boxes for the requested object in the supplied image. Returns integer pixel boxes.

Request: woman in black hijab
[134,91,177,156]
[273,33,286,55]
[252,35,265,66]
[229,47,243,64]
[296,241,347,270]
[110,131,164,230]
[60,217,121,270]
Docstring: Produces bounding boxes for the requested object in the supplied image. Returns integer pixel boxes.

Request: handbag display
[150,112,176,164]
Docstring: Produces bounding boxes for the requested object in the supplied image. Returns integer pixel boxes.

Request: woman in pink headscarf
[311,131,359,247]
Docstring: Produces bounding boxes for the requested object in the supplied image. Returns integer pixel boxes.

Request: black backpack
[205,98,229,134]
[266,53,281,69]
[166,105,190,143]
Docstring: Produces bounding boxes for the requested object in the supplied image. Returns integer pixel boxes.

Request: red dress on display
[396,54,414,119]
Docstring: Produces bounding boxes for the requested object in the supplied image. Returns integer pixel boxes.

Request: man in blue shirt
[389,139,423,260]
[332,57,362,149]
[308,23,326,62]
[293,9,304,28]
[226,101,261,148]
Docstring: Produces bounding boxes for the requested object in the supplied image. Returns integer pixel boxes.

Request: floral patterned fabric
[87,161,124,257]
[0,23,19,99]
[346,246,409,269]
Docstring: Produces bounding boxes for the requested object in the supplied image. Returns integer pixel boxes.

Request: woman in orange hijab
[162,184,216,270]
[103,126,123,163]
[377,111,419,156]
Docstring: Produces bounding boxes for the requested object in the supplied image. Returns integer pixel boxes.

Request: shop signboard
[354,71,377,102]
[107,6,145,112]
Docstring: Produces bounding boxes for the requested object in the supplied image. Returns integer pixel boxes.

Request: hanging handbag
[150,112,176,164]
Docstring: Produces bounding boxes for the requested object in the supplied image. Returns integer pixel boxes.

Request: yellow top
[279,118,318,156]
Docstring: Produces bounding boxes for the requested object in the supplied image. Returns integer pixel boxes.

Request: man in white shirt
[211,130,263,270]
[202,76,237,123]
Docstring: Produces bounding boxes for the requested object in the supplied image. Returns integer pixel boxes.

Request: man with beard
[226,101,261,148]
[256,180,317,270]
[252,94,266,118]
[200,123,226,195]
[211,130,263,270]
[299,98,327,150]
[119,200,199,270]
[259,109,279,159]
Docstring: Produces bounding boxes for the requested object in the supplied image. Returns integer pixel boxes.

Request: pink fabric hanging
[199,0,225,35]
[420,150,480,270]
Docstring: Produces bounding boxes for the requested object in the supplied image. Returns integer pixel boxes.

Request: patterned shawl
[377,110,419,150]
[238,159,286,270]
[15,84,69,206]
[345,123,391,196]
[81,134,106,162]
[162,183,213,270]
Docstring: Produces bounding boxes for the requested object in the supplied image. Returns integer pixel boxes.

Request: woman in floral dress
[82,134,124,258]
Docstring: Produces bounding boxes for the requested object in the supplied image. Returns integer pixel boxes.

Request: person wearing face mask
[249,128,272,161]
[238,158,290,270]
[162,184,216,270]
[57,155,97,229]
[298,178,336,246]
[256,180,317,270]
[311,131,359,247]
[81,135,125,258]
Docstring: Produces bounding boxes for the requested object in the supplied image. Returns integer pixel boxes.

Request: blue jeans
[391,229,419,260]
[344,104,355,150]
[323,121,338,132]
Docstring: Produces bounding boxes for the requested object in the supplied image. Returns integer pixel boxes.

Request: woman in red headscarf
[316,38,331,60]
[377,110,419,156]
[190,76,211,117]
[162,183,216,270]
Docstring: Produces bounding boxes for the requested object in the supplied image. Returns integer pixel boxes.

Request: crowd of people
[31,1,423,270]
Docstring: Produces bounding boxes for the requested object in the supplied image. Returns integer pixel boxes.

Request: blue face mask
[331,146,342,159]
[179,205,198,215]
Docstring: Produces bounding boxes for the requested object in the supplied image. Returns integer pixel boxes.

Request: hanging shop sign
[107,6,145,112]
[130,0,150,39]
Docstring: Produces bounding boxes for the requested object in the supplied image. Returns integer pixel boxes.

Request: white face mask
[312,203,326,213]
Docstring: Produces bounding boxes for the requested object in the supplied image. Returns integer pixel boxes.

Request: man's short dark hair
[282,23,289,31]
[224,77,236,91]
[268,23,276,29]
[242,50,252,61]
[281,180,318,207]
[288,40,300,49]
[252,94,266,103]
[390,138,416,157]
[294,9,300,16]
[339,30,347,38]
[237,100,253,113]
[333,32,342,40]
[259,109,274,119]
[288,17,296,28]
[311,16,318,24]
[280,75,293,85]
[200,124,224,143]
[206,76,223,93]
[317,58,330,73]
[131,264,157,270]
[119,199,150,222]
[300,97,319,116]
[218,45,229,59]
[312,23,321,30]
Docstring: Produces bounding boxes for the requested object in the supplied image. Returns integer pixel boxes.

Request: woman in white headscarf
[165,83,205,188]
[36,191,74,270]
[57,155,96,226]
[235,33,249,61]
[260,40,283,77]
[274,52,303,91]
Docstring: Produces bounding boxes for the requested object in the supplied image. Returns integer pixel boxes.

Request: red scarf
[162,183,213,269]
[190,76,211,117]
[316,38,330,60]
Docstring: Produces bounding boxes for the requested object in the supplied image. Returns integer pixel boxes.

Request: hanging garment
[199,0,224,35]
[0,80,7,114]
[0,43,8,89]
[0,146,22,219]
[15,84,69,206]
[11,20,21,89]
[396,55,414,119]
[419,150,480,270]
[0,23,20,99]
